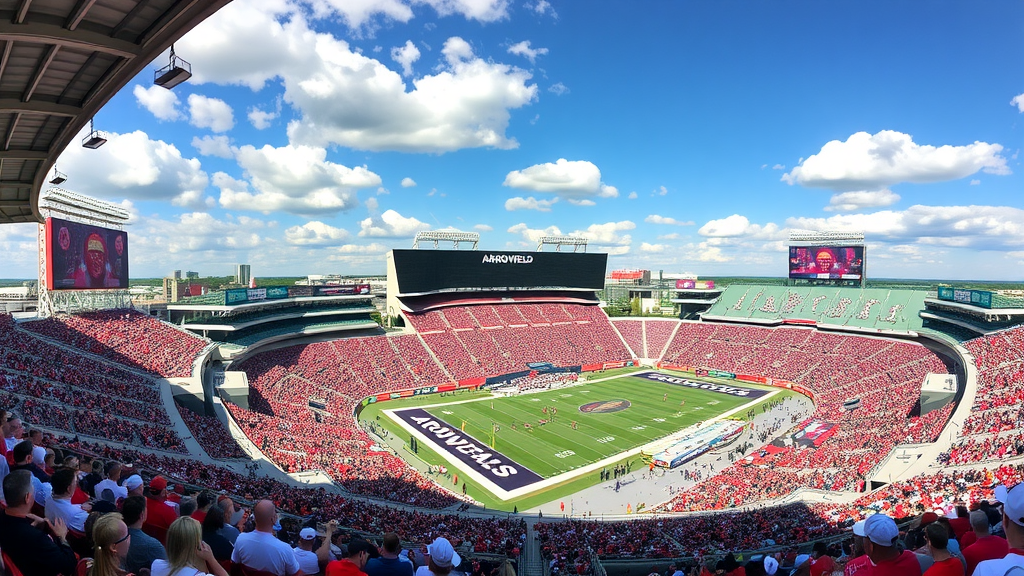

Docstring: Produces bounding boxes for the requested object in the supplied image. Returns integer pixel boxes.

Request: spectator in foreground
[201,503,234,564]
[864,513,926,576]
[44,466,91,532]
[809,541,835,576]
[94,461,127,502]
[923,522,964,576]
[366,532,414,576]
[962,510,1008,576]
[232,499,301,576]
[293,527,322,576]
[192,491,215,523]
[974,484,1024,575]
[326,537,374,576]
[123,495,167,574]
[89,512,131,576]
[151,516,229,576]
[414,537,462,576]
[0,470,77,576]
[144,476,178,543]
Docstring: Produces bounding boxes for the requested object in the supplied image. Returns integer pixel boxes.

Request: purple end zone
[394,408,544,491]
[641,372,769,399]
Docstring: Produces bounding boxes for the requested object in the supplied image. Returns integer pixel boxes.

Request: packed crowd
[0,408,527,574]
[175,403,249,460]
[232,335,463,506]
[0,315,189,453]
[21,309,208,377]
[541,463,1024,572]
[658,323,954,509]
[941,326,1024,465]
[408,303,633,380]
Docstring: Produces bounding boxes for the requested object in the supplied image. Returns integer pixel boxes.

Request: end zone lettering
[394,408,543,491]
[482,254,534,264]
[642,372,767,399]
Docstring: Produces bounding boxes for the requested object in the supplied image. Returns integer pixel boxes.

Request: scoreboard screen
[391,249,607,294]
[789,245,864,280]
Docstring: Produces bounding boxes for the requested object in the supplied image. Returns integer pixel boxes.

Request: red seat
[75,558,92,576]
[2,549,24,576]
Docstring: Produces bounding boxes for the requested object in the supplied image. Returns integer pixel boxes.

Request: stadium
[0,3,1023,576]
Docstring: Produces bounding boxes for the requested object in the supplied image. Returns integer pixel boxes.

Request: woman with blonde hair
[150,516,228,576]
[89,512,132,576]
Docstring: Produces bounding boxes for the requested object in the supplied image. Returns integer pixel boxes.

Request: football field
[376,369,778,504]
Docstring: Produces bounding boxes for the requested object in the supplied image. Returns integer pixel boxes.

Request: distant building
[186,271,199,279]
[171,270,182,280]
[162,277,185,302]
[236,264,251,286]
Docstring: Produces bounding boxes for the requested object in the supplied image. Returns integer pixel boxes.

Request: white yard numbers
[554,450,576,458]
[596,436,615,443]
[441,410,454,415]
[652,418,666,422]
[631,425,647,431]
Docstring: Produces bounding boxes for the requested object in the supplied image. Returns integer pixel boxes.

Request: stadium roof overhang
[0,0,233,224]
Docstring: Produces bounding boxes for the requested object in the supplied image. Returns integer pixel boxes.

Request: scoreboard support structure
[36,188,131,317]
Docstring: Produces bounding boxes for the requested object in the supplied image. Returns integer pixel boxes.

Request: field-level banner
[393,408,543,491]
[640,372,769,399]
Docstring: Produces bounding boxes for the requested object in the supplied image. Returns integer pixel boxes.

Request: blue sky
[5,0,1024,280]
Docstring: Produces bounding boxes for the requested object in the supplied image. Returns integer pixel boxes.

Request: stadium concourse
[3,281,1024,575]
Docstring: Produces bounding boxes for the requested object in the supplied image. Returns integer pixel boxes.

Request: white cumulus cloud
[188,94,235,132]
[505,196,558,211]
[220,144,381,215]
[191,135,233,158]
[178,6,537,153]
[55,129,209,208]
[824,189,900,212]
[133,85,182,121]
[782,130,1009,192]
[787,204,1024,248]
[507,40,548,63]
[569,221,635,255]
[1012,93,1024,113]
[507,222,562,243]
[359,209,430,237]
[640,243,667,253]
[391,40,421,76]
[645,214,694,226]
[503,159,617,203]
[284,221,351,245]
[548,82,569,96]
[401,177,417,188]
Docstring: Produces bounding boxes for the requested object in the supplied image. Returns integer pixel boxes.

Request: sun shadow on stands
[20,309,206,378]
[0,313,190,453]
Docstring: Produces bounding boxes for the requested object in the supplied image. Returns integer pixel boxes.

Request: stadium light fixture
[154,45,192,89]
[413,230,480,249]
[48,164,67,185]
[39,187,131,226]
[82,118,107,149]
[537,235,588,252]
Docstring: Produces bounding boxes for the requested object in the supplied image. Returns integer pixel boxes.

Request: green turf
[359,369,798,510]
[416,373,753,478]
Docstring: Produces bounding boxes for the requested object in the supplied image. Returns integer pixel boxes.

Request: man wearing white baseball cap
[415,537,462,576]
[293,527,321,576]
[974,484,1024,576]
[844,520,871,576]
[863,513,930,576]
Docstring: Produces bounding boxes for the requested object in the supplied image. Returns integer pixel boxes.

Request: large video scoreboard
[44,217,129,290]
[388,249,607,295]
